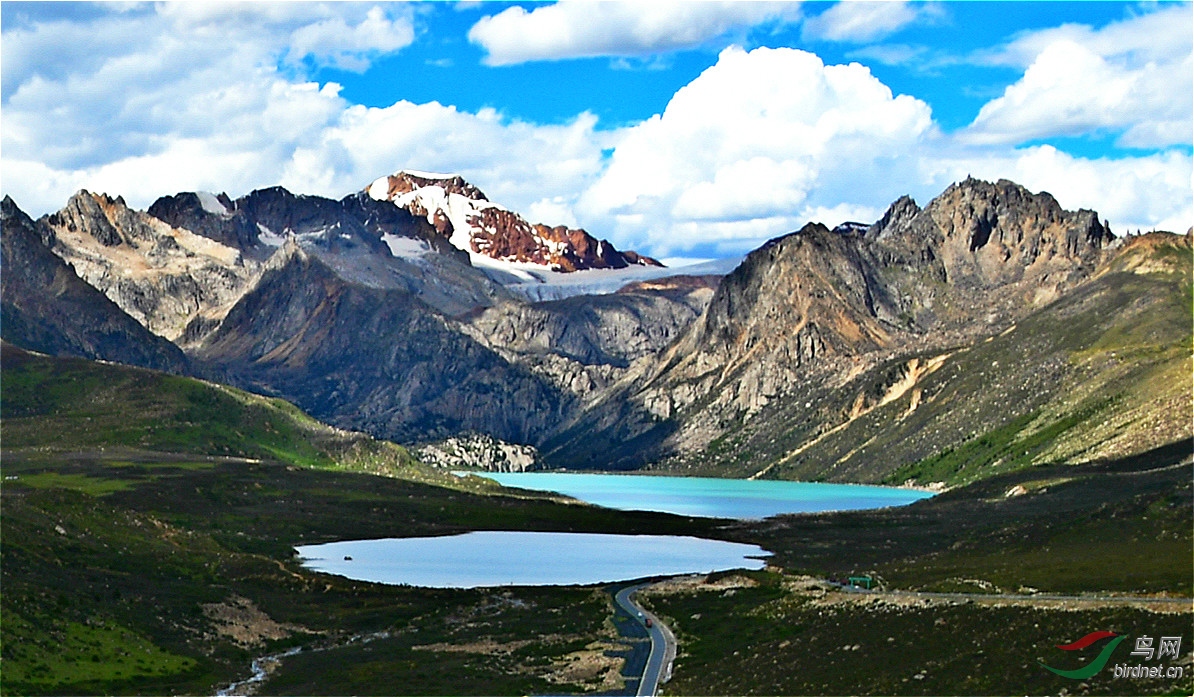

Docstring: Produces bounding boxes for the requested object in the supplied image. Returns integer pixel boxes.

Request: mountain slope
[753,233,1192,485]
[0,197,189,373]
[41,190,258,342]
[148,185,514,320]
[194,242,571,444]
[0,342,417,474]
[863,177,1114,329]
[9,174,1184,488]
[541,180,1184,482]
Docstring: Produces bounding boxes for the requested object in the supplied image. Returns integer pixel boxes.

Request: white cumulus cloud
[801,1,930,43]
[286,6,416,72]
[1,4,414,214]
[280,103,609,216]
[576,46,938,255]
[979,4,1191,69]
[2,3,1189,263]
[0,2,610,224]
[468,1,801,65]
[964,4,1193,148]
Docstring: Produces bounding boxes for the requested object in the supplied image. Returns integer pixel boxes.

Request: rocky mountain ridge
[0,196,189,372]
[2,175,1187,485]
[148,184,514,319]
[42,190,257,343]
[863,177,1114,325]
[540,179,1176,480]
[0,174,716,450]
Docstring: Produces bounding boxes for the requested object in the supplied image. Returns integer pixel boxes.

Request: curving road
[615,583,676,697]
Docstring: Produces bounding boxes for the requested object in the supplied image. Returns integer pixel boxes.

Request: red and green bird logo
[1040,631,1126,679]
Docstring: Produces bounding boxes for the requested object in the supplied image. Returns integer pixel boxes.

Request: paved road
[614,583,676,697]
[825,581,1192,607]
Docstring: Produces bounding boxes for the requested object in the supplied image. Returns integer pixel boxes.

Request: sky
[2,1,1191,261]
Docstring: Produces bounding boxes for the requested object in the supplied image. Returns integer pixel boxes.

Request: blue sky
[3,1,1190,260]
[318,2,1128,133]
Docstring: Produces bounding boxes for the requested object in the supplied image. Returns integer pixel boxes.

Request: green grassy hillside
[0,346,721,695]
[644,572,1191,696]
[734,439,1193,595]
[1,342,423,476]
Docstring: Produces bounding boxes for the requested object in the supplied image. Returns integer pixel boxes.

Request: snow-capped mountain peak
[369,170,488,203]
[366,171,661,273]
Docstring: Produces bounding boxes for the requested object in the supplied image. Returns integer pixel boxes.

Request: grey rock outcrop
[415,434,540,472]
[466,279,714,365]
[42,191,258,343]
[457,280,716,405]
[864,177,1115,327]
[1,196,189,372]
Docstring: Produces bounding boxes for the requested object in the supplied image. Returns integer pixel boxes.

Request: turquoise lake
[296,532,769,588]
[294,474,931,587]
[463,472,933,519]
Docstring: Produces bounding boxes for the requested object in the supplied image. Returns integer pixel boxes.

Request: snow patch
[368,177,390,201]
[374,173,585,276]
[196,191,228,216]
[659,256,716,268]
[370,172,735,297]
[496,256,743,302]
[382,234,432,260]
[400,168,457,180]
[389,185,503,256]
[470,254,544,283]
[257,223,285,247]
[295,226,331,243]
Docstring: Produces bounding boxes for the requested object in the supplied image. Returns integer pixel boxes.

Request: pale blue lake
[463,472,933,519]
[295,475,930,587]
[295,531,769,588]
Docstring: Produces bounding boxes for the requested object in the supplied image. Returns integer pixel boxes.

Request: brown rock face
[468,209,662,271]
[864,177,1116,329]
[626,222,899,435]
[378,172,488,202]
